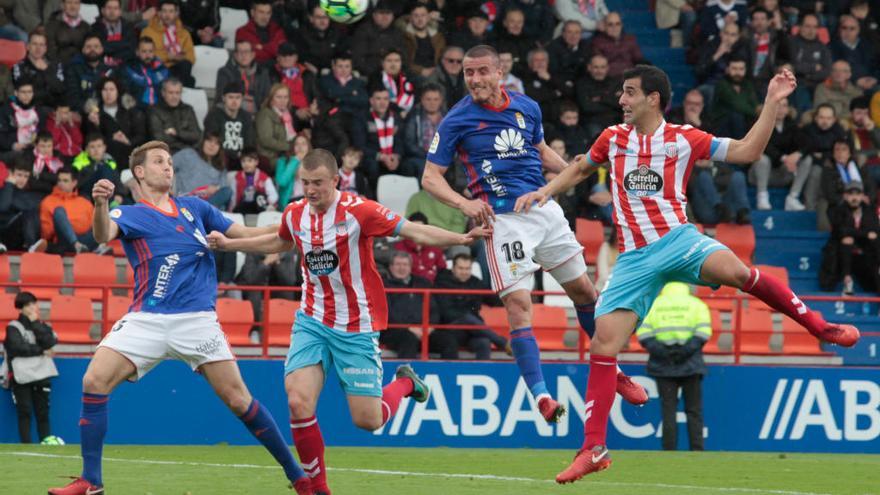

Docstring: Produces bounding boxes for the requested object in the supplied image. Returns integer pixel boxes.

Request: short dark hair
[58,166,77,180]
[832,138,853,151]
[240,146,260,160]
[35,131,53,143]
[452,253,473,266]
[11,160,31,173]
[420,82,443,98]
[342,146,363,158]
[301,149,339,175]
[85,133,105,145]
[800,12,819,25]
[14,291,37,309]
[622,64,671,110]
[83,33,103,46]
[815,102,837,117]
[850,95,871,111]
[138,36,154,47]
[382,48,402,60]
[158,0,179,9]
[728,55,749,66]
[751,7,770,19]
[559,100,579,116]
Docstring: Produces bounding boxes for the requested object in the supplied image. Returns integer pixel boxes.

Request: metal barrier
[2,281,878,364]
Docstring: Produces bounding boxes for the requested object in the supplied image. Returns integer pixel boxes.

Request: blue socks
[80,393,109,486]
[510,327,549,398]
[239,399,306,482]
[575,303,596,338]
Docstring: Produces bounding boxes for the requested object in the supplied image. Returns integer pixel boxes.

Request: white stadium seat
[377,175,419,216]
[221,212,246,276]
[80,3,99,24]
[219,7,249,50]
[193,45,230,90]
[542,272,572,307]
[256,210,283,227]
[181,87,209,130]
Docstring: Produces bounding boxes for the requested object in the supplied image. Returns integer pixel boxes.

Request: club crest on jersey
[181,207,194,222]
[515,112,526,129]
[110,209,122,218]
[665,143,678,158]
[624,164,663,197]
[305,248,339,276]
[334,222,347,236]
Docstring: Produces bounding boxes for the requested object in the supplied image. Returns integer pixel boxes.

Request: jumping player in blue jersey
[49,141,314,495]
[421,45,648,422]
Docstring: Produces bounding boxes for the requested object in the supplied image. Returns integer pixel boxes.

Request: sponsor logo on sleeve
[429,132,440,154]
[181,207,194,222]
[110,209,122,218]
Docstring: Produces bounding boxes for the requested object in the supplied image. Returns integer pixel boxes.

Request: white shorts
[484,200,586,296]
[98,311,236,380]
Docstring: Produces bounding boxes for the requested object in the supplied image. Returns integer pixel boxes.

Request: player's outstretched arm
[92,178,120,243]
[422,160,495,225]
[536,140,570,173]
[224,223,279,239]
[207,231,293,254]
[725,69,797,164]
[399,221,491,248]
[514,154,598,213]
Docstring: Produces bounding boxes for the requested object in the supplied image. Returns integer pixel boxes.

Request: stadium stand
[193,45,230,90]
[48,295,95,344]
[0,40,25,67]
[575,218,604,265]
[103,295,131,334]
[216,297,255,345]
[377,175,420,216]
[0,255,9,283]
[266,298,299,346]
[19,253,64,300]
[219,7,249,50]
[73,253,117,301]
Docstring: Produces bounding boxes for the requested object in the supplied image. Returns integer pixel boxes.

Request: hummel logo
[591,449,608,464]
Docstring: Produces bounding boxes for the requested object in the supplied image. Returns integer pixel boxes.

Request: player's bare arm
[514,154,600,213]
[207,231,293,254]
[224,223,279,238]
[92,178,120,243]
[725,69,797,164]
[422,160,496,225]
[536,140,570,174]
[399,220,491,248]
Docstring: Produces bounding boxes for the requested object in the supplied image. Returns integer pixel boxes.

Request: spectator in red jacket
[45,100,83,162]
[394,212,447,283]
[589,11,643,78]
[235,0,286,66]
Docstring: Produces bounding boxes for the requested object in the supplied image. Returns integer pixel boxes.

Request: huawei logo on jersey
[494,129,527,159]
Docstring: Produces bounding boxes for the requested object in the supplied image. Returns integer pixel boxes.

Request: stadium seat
[575,218,604,265]
[219,7,249,49]
[715,224,755,264]
[705,309,725,353]
[0,293,17,337]
[80,2,99,23]
[696,283,737,310]
[256,210,283,227]
[73,253,117,301]
[479,306,509,334]
[0,254,9,282]
[19,252,64,299]
[532,304,569,351]
[193,45,230,90]
[49,295,95,343]
[781,315,824,355]
[221,212,246,277]
[541,272,572,307]
[266,298,299,346]
[103,295,131,333]
[108,238,125,256]
[0,40,25,67]
[181,88,209,130]
[736,308,773,354]
[216,297,255,345]
[377,175,420,216]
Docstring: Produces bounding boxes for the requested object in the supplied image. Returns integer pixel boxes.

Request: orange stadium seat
[108,239,125,257]
[781,315,825,355]
[49,295,95,343]
[216,297,254,345]
[73,253,117,301]
[0,40,25,67]
[0,254,9,282]
[479,306,509,334]
[715,224,755,264]
[19,252,64,299]
[266,298,299,346]
[103,295,132,333]
[0,293,17,341]
[736,308,773,354]
[575,218,604,265]
[705,309,725,353]
[532,304,569,351]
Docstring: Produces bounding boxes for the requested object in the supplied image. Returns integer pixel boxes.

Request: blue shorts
[595,224,729,321]
[284,311,384,397]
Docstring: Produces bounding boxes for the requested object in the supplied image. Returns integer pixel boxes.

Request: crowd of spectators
[1,0,880,310]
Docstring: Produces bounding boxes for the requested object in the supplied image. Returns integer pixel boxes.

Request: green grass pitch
[1,444,877,495]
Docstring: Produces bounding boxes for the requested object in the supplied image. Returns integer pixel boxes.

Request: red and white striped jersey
[588,121,731,253]
[278,191,404,333]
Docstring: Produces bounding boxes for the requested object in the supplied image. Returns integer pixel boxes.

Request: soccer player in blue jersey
[49,141,314,495]
[421,45,648,422]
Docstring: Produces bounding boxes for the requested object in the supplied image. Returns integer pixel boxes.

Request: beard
[85,53,102,63]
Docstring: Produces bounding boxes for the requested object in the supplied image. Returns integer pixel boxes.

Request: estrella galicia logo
[624,164,663,197]
[494,129,527,159]
[305,248,339,276]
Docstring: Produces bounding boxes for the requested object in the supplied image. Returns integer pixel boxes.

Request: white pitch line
[1,451,841,495]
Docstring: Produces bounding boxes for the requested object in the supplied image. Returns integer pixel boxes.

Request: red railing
[2,282,877,364]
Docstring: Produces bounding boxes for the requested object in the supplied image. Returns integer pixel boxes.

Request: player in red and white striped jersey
[208,149,487,494]
[516,65,860,484]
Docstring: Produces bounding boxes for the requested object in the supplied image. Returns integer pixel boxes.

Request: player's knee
[352,410,383,431]
[82,370,112,394]
[287,391,317,419]
[563,277,597,304]
[503,292,532,326]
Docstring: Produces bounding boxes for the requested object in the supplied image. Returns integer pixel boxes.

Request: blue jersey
[110,196,233,314]
[427,90,546,214]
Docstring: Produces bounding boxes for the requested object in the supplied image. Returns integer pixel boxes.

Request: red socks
[582,354,618,451]
[290,416,328,492]
[743,267,825,334]
[381,377,414,425]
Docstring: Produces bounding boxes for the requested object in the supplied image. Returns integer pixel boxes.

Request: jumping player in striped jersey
[515,65,860,483]
[207,149,488,495]
[49,141,312,495]
[421,44,649,424]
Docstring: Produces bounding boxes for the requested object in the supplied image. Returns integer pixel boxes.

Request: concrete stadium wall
[0,359,878,453]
